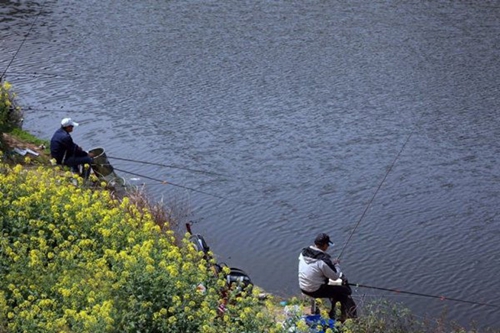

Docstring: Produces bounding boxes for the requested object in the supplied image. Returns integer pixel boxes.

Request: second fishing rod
[107,155,275,186]
[111,166,252,206]
[348,282,500,309]
[337,115,423,260]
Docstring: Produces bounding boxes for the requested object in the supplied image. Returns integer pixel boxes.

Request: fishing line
[108,155,272,185]
[350,282,500,309]
[1,0,49,80]
[337,117,421,259]
[4,71,77,79]
[109,156,227,177]
[23,106,84,114]
[112,166,248,205]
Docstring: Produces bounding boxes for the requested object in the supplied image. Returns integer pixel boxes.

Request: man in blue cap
[298,232,357,321]
[50,117,94,178]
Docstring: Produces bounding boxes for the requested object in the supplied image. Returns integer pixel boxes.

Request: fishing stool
[302,293,319,315]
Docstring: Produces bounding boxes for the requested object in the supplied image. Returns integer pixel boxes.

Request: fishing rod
[1,0,48,80]
[337,118,421,259]
[108,155,271,185]
[350,282,500,309]
[112,166,248,205]
[109,156,228,177]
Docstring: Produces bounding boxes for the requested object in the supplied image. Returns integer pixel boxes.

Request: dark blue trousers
[64,155,93,179]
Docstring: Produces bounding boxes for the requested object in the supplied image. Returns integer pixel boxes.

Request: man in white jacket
[298,233,357,321]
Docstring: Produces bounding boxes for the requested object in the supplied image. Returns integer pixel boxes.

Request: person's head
[314,232,333,250]
[61,118,79,132]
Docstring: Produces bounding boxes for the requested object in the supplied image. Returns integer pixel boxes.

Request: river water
[2,0,500,329]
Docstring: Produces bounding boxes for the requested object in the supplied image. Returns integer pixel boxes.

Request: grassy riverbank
[1,80,498,332]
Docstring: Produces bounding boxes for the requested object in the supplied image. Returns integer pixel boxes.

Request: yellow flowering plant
[0,80,22,134]
[0,162,282,332]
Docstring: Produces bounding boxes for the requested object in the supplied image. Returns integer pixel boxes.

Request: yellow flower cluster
[0,80,21,129]
[1,81,12,108]
[0,162,281,332]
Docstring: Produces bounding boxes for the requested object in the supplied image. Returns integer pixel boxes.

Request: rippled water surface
[2,0,500,328]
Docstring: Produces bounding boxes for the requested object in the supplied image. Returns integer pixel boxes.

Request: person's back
[50,127,74,164]
[299,245,341,293]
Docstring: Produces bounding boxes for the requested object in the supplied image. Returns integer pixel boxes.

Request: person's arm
[331,259,342,276]
[60,133,74,151]
[319,260,342,281]
[63,135,85,156]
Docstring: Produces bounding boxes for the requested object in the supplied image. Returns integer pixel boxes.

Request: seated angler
[50,117,94,178]
[298,232,357,322]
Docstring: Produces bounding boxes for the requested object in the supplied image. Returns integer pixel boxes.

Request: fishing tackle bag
[188,234,253,290]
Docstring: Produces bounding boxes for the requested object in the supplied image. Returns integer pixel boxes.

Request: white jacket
[298,245,342,292]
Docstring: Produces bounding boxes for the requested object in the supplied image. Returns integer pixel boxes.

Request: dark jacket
[50,127,84,164]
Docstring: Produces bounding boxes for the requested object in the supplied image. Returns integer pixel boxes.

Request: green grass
[9,127,49,148]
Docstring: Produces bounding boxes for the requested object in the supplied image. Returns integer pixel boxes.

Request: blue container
[304,314,335,332]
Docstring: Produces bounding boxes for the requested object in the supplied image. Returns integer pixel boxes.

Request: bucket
[87,147,133,197]
[89,147,114,178]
